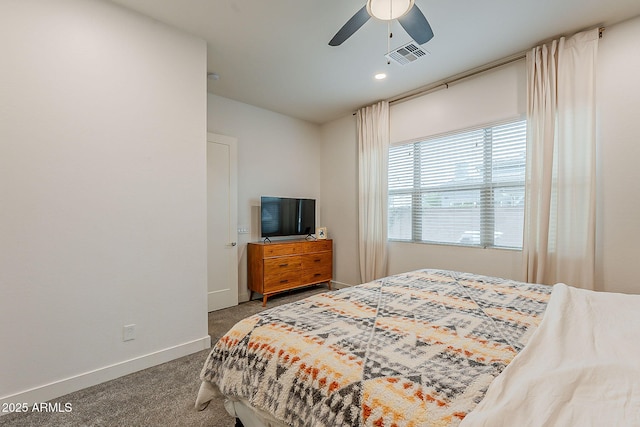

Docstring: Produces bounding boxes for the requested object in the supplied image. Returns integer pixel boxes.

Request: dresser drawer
[301,251,332,284]
[298,239,333,254]
[264,274,302,292]
[301,251,332,270]
[301,267,332,285]
[263,243,299,257]
[264,256,302,274]
[263,256,302,291]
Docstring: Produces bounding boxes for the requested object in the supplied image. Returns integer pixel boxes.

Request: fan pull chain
[387,0,392,64]
[387,21,391,65]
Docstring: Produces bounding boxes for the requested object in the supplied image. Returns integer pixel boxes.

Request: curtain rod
[374,26,605,108]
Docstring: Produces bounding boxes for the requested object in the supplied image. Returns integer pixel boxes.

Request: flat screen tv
[261,196,316,238]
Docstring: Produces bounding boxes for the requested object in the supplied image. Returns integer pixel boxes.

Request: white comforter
[461,283,640,427]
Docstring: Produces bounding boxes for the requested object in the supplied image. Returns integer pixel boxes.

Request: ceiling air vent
[385,41,429,66]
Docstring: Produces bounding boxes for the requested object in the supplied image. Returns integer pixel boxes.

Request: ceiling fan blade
[329,5,371,46]
[398,5,434,44]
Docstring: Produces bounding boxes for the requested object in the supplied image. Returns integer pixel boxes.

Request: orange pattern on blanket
[361,377,458,427]
[216,315,260,349]
[310,292,378,319]
[248,322,363,395]
[377,317,517,365]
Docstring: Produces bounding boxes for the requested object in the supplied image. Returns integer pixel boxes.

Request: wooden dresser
[248,239,333,306]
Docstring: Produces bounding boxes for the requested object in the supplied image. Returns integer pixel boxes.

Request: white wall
[596,16,640,294]
[207,94,322,300]
[390,61,527,144]
[0,0,209,405]
[320,115,360,286]
[320,16,640,293]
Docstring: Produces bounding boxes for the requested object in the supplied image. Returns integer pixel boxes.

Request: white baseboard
[0,335,211,409]
[238,290,250,303]
[331,280,354,289]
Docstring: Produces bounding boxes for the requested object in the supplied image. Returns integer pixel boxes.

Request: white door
[207,133,238,312]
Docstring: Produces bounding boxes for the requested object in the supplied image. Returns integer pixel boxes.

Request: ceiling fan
[329,0,434,46]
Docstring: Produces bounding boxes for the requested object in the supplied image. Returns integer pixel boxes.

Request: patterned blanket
[199,269,551,426]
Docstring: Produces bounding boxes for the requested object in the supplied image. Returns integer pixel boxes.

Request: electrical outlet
[238,226,249,234]
[123,324,136,341]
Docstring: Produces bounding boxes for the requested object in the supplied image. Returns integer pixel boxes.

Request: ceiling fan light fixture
[367,0,414,21]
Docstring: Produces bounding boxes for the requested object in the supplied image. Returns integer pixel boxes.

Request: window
[388,119,526,249]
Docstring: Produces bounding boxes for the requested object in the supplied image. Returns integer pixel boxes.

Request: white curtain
[357,101,389,283]
[522,28,599,289]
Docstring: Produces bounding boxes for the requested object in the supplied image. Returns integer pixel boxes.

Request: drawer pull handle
[280,279,289,283]
[279,263,288,267]
[314,259,321,262]
[314,273,321,277]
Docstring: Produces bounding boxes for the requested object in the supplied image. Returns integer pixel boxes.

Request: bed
[195,269,640,426]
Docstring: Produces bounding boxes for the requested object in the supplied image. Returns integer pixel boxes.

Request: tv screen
[261,196,316,238]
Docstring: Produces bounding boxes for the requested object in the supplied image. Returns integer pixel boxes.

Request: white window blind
[388,119,526,248]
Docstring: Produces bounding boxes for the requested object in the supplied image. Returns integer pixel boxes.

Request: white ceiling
[109,0,640,124]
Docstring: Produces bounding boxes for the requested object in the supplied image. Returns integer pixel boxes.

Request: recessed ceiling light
[374,73,387,80]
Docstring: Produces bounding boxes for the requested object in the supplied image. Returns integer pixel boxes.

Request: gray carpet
[1,286,330,427]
